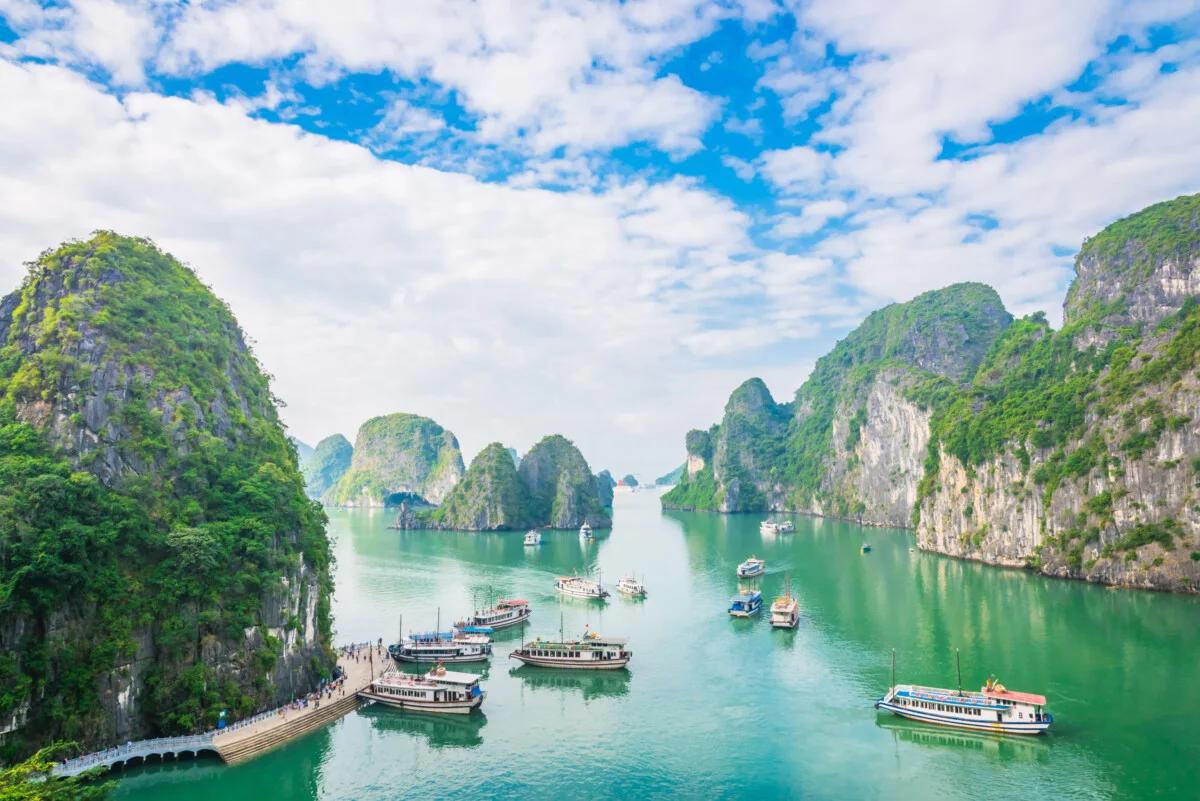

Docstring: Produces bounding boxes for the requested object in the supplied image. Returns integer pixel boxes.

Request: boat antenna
[399,613,403,646]
[891,648,896,690]
[437,607,441,640]
[560,611,564,644]
[955,648,962,696]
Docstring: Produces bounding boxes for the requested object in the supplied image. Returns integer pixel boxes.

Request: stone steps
[215,693,363,765]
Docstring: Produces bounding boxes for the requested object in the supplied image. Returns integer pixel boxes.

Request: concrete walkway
[53,643,386,777]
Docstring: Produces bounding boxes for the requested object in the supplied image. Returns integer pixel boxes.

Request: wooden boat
[510,624,631,670]
[455,598,531,630]
[555,572,609,600]
[616,575,647,598]
[770,589,799,629]
[359,665,485,715]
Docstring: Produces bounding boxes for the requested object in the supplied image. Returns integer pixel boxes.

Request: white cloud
[0,58,831,475]
[759,146,830,192]
[368,98,448,151]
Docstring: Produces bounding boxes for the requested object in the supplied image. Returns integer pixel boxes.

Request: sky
[0,1,1199,478]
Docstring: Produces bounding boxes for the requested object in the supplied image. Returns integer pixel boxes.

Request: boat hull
[359,689,484,715]
[770,614,799,629]
[728,606,761,617]
[392,652,489,664]
[555,587,609,600]
[875,700,1051,735]
[459,608,530,630]
[509,653,630,670]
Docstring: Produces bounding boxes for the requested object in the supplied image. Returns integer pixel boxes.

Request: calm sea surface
[113,489,1200,800]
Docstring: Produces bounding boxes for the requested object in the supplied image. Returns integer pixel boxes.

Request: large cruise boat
[455,598,531,630]
[389,630,492,663]
[555,572,609,600]
[359,665,486,715]
[509,627,631,670]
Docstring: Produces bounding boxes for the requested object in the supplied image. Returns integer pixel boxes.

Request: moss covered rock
[330,413,464,506]
[302,433,353,500]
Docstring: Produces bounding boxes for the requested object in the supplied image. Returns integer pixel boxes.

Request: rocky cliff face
[425,443,535,530]
[330,413,464,506]
[302,433,353,500]
[663,283,1011,521]
[664,194,1200,593]
[519,435,612,529]
[0,233,333,757]
[917,195,1200,592]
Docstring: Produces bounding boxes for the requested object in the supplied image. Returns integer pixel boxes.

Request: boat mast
[560,611,564,644]
[891,648,896,690]
[955,648,962,696]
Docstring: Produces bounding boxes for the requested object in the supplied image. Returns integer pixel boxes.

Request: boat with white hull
[555,573,609,600]
[456,598,531,630]
[510,628,631,670]
[736,556,765,578]
[770,591,799,628]
[616,575,647,598]
[390,631,492,663]
[875,653,1052,735]
[359,666,485,715]
[524,530,541,546]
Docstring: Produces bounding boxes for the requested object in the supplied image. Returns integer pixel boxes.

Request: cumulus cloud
[0,58,832,473]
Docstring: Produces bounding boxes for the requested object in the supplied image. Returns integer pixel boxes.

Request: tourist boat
[555,572,609,600]
[510,626,631,670]
[760,520,795,535]
[736,556,766,578]
[524,530,541,546]
[875,652,1052,734]
[455,598,531,630]
[770,590,800,629]
[580,522,593,539]
[359,664,485,714]
[616,575,647,598]
[728,589,762,617]
[389,630,492,663]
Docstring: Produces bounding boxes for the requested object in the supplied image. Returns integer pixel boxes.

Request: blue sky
[1,0,1199,474]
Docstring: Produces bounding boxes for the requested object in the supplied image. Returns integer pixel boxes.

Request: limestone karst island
[1,4,1199,801]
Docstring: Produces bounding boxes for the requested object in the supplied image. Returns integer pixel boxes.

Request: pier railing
[52,642,381,778]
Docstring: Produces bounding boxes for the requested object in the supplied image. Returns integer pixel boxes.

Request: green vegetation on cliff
[664,283,1011,512]
[330,413,463,506]
[518,435,611,528]
[428,443,536,530]
[0,234,332,758]
[302,433,353,500]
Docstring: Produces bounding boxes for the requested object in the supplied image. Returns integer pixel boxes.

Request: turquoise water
[113,490,1200,800]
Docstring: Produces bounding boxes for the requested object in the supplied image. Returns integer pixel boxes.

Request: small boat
[359,664,485,715]
[580,522,594,539]
[736,556,766,578]
[389,630,492,663]
[728,589,762,617]
[524,530,541,546]
[770,589,800,629]
[455,598,531,630]
[510,626,631,670]
[616,575,647,598]
[860,544,872,554]
[778,520,794,533]
[760,521,779,535]
[875,651,1052,734]
[555,572,609,600]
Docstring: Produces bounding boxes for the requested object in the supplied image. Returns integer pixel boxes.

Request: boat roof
[984,688,1047,706]
[528,636,627,646]
[896,686,1005,710]
[407,631,456,642]
[498,598,528,605]
[426,669,482,685]
[731,591,762,601]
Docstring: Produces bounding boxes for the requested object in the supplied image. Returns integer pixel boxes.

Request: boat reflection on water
[360,704,487,749]
[509,665,631,700]
[875,717,1049,763]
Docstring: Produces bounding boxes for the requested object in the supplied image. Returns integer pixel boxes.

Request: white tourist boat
[778,520,795,533]
[359,665,485,715]
[455,598,531,630]
[616,575,647,598]
[736,556,766,578]
[875,653,1052,734]
[760,521,779,535]
[510,627,631,670]
[555,572,609,600]
[580,522,593,539]
[389,629,492,664]
[524,530,541,546]
[770,590,800,629]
